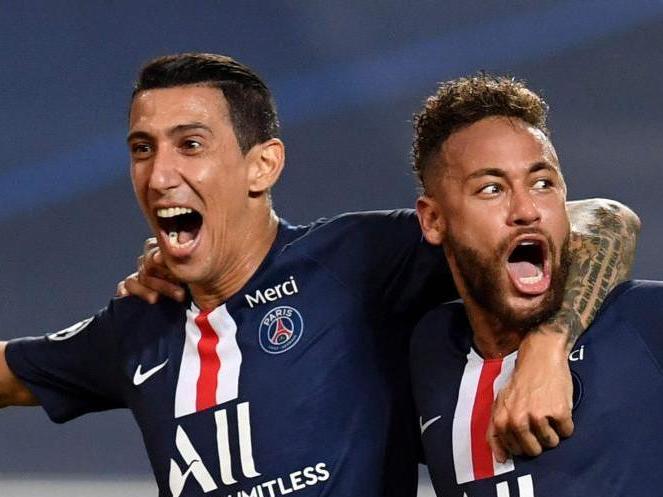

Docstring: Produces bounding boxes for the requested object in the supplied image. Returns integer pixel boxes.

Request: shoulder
[599,280,663,322]
[285,209,419,249]
[281,209,426,272]
[594,280,663,373]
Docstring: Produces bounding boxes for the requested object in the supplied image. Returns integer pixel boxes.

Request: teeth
[157,207,193,218]
[519,266,544,285]
[167,231,195,249]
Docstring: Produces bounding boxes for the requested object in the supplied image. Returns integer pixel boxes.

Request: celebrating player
[411,74,656,496]
[0,54,638,497]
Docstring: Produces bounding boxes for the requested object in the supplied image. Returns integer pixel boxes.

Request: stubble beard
[446,229,571,333]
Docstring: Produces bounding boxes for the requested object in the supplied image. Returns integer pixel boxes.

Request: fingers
[531,416,560,450]
[511,424,542,457]
[490,414,541,460]
[489,331,575,461]
[141,246,177,282]
[138,273,186,302]
[550,415,575,439]
[143,236,158,253]
[117,238,186,303]
[123,272,160,304]
[490,397,572,462]
[120,271,186,304]
[487,414,509,463]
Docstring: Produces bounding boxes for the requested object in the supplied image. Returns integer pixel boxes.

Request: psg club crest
[258,306,304,354]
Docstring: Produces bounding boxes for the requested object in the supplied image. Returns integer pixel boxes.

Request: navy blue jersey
[411,280,663,497]
[6,210,455,497]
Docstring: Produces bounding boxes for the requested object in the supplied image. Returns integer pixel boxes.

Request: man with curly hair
[412,74,658,496]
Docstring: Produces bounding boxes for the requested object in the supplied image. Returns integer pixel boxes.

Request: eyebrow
[465,161,557,181]
[126,122,213,144]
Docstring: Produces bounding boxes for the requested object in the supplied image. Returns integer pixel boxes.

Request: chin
[508,293,547,312]
[164,259,202,286]
[501,292,559,332]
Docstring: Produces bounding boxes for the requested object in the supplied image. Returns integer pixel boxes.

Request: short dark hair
[412,74,549,190]
[132,53,279,154]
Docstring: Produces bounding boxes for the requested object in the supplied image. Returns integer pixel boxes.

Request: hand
[488,331,574,463]
[116,238,186,304]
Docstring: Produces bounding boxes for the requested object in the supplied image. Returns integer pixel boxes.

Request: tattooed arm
[551,199,639,345]
[489,198,640,462]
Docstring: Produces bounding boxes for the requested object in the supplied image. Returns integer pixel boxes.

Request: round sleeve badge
[258,306,304,354]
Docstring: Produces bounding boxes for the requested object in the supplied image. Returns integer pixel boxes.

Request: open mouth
[155,206,203,254]
[506,237,551,294]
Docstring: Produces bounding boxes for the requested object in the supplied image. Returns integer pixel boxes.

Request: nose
[507,187,541,226]
[148,147,181,192]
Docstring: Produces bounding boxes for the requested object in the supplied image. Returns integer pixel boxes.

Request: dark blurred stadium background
[1,1,662,495]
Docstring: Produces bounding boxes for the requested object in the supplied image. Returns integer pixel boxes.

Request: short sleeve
[300,209,458,321]
[5,305,127,423]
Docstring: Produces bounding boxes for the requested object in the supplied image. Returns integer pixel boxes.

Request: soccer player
[411,74,658,496]
[0,54,638,497]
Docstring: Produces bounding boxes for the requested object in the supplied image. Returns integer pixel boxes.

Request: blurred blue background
[1,0,662,487]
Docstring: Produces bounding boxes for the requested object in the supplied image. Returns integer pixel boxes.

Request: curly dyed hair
[412,74,549,191]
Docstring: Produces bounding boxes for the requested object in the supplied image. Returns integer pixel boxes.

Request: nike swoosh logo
[420,415,442,434]
[133,359,169,386]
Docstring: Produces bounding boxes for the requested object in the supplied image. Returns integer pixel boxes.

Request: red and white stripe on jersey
[452,348,517,484]
[174,304,242,418]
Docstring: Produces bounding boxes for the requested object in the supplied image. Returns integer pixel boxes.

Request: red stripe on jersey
[195,310,221,411]
[470,359,502,480]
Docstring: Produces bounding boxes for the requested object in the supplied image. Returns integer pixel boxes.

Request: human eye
[477,183,503,196]
[180,138,203,154]
[130,142,153,159]
[532,178,553,190]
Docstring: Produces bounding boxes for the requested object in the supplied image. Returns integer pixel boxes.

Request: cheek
[130,167,149,198]
[456,202,506,240]
[447,216,499,249]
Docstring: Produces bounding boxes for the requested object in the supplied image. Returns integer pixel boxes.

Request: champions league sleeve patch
[47,316,95,341]
[258,306,304,354]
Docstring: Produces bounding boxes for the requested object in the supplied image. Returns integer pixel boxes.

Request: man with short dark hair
[411,74,658,496]
[0,55,638,497]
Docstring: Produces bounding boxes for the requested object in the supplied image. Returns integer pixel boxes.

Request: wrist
[519,330,570,364]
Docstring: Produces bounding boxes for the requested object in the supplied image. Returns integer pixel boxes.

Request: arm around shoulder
[562,198,640,341]
[0,342,38,407]
[488,198,640,460]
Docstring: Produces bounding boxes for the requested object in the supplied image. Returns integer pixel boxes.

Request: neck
[462,299,525,359]
[445,250,524,359]
[189,209,280,311]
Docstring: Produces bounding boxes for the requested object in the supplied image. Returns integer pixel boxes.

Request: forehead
[440,116,558,179]
[129,85,231,131]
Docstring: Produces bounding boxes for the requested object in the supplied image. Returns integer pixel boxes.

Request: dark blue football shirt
[6,210,455,497]
[411,280,663,497]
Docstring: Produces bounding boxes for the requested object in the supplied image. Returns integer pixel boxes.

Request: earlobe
[416,195,446,246]
[248,138,285,194]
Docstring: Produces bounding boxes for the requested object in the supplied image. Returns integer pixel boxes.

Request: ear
[416,195,446,246]
[247,138,285,194]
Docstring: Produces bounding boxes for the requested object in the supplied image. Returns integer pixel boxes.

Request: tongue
[508,261,539,279]
[177,230,195,244]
